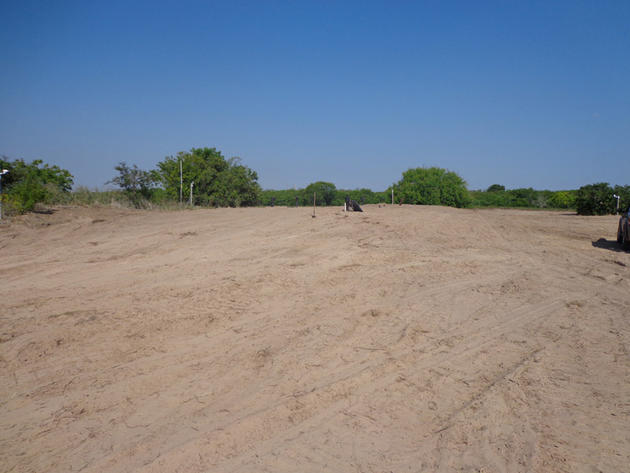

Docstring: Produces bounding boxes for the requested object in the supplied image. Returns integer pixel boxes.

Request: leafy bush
[303,181,337,206]
[107,162,156,208]
[155,148,261,207]
[470,188,577,209]
[261,189,302,206]
[576,183,615,215]
[486,184,505,192]
[391,167,470,208]
[0,157,74,213]
[613,185,630,213]
[547,191,576,209]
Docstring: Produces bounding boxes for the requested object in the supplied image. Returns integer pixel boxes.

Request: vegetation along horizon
[1,148,628,217]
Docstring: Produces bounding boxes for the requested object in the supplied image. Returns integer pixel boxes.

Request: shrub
[392,167,470,208]
[303,181,337,206]
[0,157,74,213]
[576,183,615,215]
[486,184,505,192]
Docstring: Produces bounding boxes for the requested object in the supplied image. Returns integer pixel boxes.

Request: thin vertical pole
[391,188,394,205]
[189,181,194,206]
[179,158,183,205]
[312,192,316,217]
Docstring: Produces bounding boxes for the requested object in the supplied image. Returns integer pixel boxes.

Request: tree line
[1,150,628,216]
[106,148,261,208]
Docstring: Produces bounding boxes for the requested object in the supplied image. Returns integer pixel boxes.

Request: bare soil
[1,205,629,472]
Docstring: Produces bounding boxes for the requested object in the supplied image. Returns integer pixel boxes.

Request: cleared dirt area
[1,205,629,472]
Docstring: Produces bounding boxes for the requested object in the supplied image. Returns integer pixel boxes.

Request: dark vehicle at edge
[618,209,630,250]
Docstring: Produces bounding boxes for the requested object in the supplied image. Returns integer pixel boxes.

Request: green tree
[0,156,74,213]
[392,167,470,208]
[486,184,505,192]
[154,148,261,207]
[576,183,614,215]
[304,181,337,206]
[107,162,155,206]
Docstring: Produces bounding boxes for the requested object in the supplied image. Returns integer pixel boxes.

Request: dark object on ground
[295,196,299,207]
[350,199,363,212]
[271,197,276,207]
[343,195,362,212]
[617,212,630,250]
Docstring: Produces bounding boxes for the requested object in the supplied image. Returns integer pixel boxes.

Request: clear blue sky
[1,1,628,191]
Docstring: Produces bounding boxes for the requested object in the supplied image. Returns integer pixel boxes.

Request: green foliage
[154,148,260,207]
[108,162,155,195]
[613,185,630,213]
[486,184,505,192]
[261,189,302,206]
[575,183,615,215]
[107,162,156,207]
[219,158,261,207]
[510,188,537,207]
[470,188,577,209]
[547,191,576,209]
[0,156,74,213]
[337,188,387,206]
[575,183,630,215]
[303,181,337,206]
[261,186,388,207]
[391,167,470,208]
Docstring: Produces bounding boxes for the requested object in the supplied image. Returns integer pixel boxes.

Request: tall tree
[154,148,260,207]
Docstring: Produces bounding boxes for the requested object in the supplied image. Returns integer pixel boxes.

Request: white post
[179,158,183,204]
[189,181,194,206]
[614,194,620,213]
[391,188,394,205]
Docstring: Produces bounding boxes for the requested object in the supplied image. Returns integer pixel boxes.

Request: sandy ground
[1,205,629,473]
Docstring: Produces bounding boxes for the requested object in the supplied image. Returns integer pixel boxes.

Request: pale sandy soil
[1,205,629,473]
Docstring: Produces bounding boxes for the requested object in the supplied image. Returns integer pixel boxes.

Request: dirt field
[1,205,629,472]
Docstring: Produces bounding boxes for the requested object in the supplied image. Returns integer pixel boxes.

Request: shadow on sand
[592,238,628,253]
[32,208,56,215]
